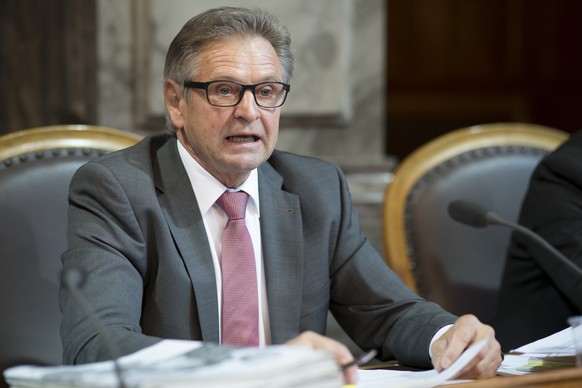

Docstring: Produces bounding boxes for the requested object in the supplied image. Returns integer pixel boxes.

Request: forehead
[195,36,282,80]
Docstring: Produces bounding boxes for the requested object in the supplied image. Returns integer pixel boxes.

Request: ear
[164,79,185,129]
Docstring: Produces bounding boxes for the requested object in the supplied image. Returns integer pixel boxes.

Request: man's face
[167,36,284,188]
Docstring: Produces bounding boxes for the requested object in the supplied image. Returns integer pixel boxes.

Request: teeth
[228,136,256,142]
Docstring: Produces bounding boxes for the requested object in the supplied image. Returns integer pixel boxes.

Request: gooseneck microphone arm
[448,199,582,310]
[487,214,582,276]
[61,267,127,388]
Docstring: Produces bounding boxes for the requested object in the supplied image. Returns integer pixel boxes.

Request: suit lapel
[153,138,304,344]
[154,136,219,342]
[258,163,304,344]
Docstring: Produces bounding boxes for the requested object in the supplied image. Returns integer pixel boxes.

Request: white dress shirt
[177,140,271,346]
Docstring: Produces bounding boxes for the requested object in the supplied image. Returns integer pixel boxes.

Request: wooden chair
[0,125,141,387]
[382,123,568,324]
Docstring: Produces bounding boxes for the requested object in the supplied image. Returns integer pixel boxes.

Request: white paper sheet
[357,339,486,388]
[511,327,575,357]
[4,341,341,388]
[496,327,577,376]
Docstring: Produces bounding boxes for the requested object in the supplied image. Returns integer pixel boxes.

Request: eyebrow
[206,74,283,83]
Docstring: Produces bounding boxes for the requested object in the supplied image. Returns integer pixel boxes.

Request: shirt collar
[177,139,260,216]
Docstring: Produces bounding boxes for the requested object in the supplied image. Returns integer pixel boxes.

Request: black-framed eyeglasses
[183,80,290,108]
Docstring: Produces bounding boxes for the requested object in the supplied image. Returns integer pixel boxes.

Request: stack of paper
[498,327,577,376]
[3,341,342,388]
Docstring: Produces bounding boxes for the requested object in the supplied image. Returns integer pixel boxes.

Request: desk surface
[364,363,582,387]
[450,367,582,387]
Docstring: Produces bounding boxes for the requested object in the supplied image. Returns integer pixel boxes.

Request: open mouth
[226,135,258,143]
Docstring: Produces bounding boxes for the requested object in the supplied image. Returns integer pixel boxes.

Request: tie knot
[216,191,249,220]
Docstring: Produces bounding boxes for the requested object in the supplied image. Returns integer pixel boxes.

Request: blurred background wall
[387,0,582,160]
[2,0,582,256]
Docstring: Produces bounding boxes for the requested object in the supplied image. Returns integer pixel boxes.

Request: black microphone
[448,199,582,279]
[61,266,127,388]
[447,199,503,228]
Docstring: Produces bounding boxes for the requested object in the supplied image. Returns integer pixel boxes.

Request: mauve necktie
[216,191,259,346]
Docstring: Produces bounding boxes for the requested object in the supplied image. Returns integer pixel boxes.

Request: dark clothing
[495,130,582,352]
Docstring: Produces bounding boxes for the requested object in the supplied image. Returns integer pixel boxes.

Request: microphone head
[448,199,490,228]
[61,266,87,290]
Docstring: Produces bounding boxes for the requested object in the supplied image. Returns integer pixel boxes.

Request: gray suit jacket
[60,133,456,368]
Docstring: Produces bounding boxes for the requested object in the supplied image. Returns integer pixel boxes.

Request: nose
[233,90,260,121]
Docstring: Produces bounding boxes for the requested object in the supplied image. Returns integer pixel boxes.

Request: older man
[60,6,501,384]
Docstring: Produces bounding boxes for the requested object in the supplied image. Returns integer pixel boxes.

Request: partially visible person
[59,6,502,384]
[495,129,582,352]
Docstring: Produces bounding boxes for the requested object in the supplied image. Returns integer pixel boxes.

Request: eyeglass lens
[207,81,287,108]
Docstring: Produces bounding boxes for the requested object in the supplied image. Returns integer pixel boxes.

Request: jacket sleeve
[324,163,457,368]
[60,160,161,364]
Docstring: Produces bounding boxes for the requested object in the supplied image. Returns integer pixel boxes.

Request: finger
[285,331,357,384]
[431,339,449,372]
[456,337,502,379]
[439,316,481,370]
[343,365,358,385]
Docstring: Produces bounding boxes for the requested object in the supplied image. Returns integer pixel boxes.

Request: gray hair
[163,6,294,130]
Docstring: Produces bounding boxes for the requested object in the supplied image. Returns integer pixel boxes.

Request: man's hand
[285,331,358,385]
[431,314,502,379]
